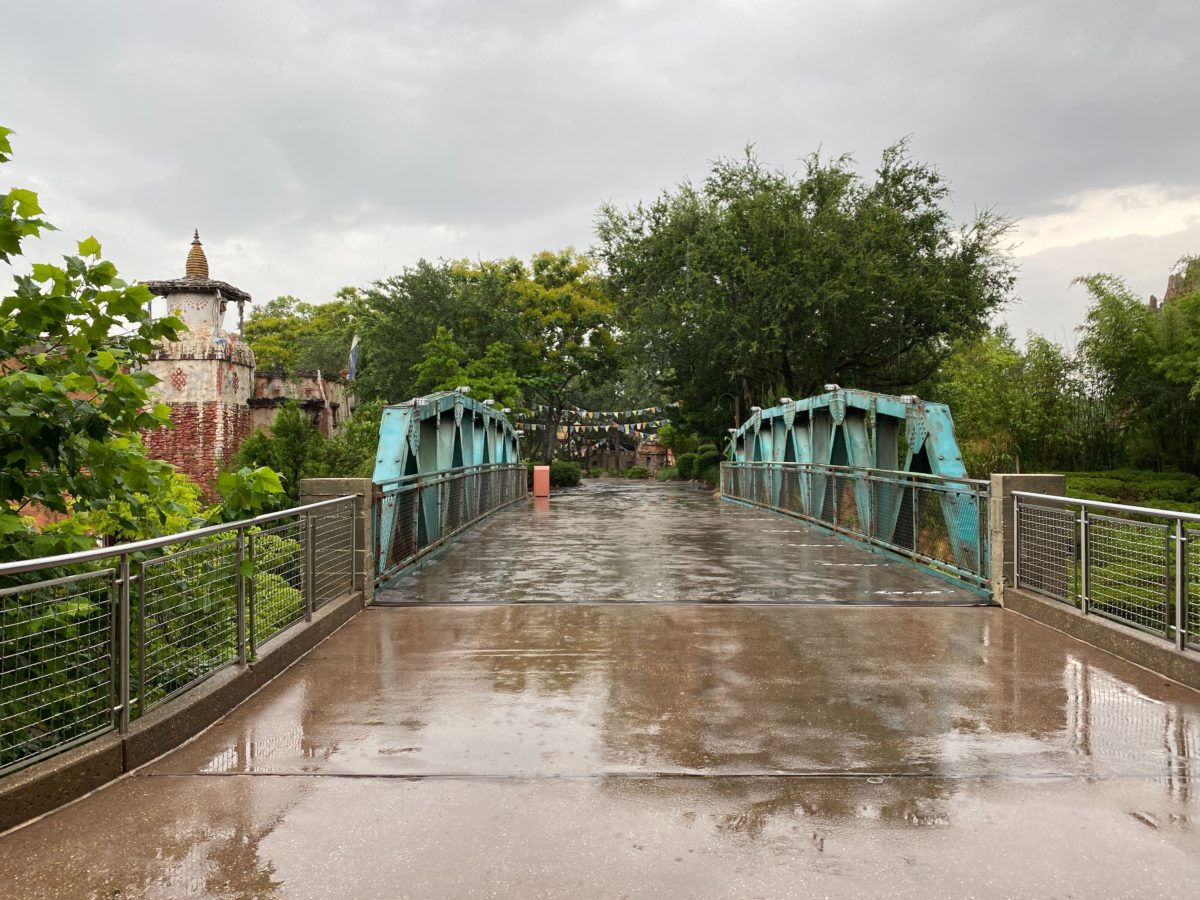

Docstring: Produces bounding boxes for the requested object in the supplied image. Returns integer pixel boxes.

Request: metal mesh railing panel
[0,493,360,775]
[720,463,990,590]
[381,485,420,572]
[312,504,355,610]
[447,476,466,535]
[1088,514,1170,637]
[813,472,835,525]
[1016,502,1077,603]
[478,468,494,515]
[780,468,800,514]
[139,538,239,711]
[914,483,988,579]
[249,520,306,647]
[915,484,953,569]
[1,571,115,773]
[753,468,769,506]
[834,472,861,533]
[872,479,912,552]
[373,464,527,584]
[1189,530,1200,649]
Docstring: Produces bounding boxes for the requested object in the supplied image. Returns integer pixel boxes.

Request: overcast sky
[3,0,1198,347]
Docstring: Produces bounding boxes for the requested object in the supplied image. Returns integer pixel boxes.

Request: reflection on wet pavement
[2,484,1199,898]
[378,480,985,604]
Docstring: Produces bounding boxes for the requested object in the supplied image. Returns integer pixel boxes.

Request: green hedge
[1063,469,1200,514]
[676,453,698,479]
[626,466,650,479]
[526,460,582,488]
[697,449,722,472]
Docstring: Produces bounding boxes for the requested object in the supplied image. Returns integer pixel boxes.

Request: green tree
[357,261,453,403]
[0,126,191,562]
[358,252,609,457]
[462,343,523,410]
[410,325,467,395]
[508,250,619,461]
[1077,269,1200,471]
[233,403,326,503]
[242,291,359,374]
[924,328,1068,475]
[409,326,523,410]
[597,142,1015,438]
[319,398,386,479]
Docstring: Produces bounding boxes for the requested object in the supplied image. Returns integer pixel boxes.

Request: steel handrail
[722,460,989,489]
[0,495,357,578]
[1012,490,1200,524]
[374,462,525,490]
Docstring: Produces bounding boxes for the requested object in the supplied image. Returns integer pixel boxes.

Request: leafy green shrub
[550,460,582,486]
[697,443,718,456]
[626,466,649,479]
[528,460,582,488]
[656,465,678,481]
[697,449,722,472]
[252,572,304,643]
[1064,469,1200,514]
[676,453,698,479]
[699,465,721,489]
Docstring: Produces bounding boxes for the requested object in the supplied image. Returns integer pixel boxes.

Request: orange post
[533,465,551,498]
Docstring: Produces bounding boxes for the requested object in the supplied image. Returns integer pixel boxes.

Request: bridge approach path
[1,480,1198,898]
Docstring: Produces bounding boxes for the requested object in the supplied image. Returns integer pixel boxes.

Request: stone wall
[142,400,254,492]
[251,370,350,437]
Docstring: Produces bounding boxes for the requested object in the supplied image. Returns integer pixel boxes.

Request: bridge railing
[373,462,527,586]
[721,462,991,590]
[0,495,358,776]
[1014,492,1198,651]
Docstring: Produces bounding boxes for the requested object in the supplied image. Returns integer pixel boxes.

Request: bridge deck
[2,482,1199,898]
[379,480,983,605]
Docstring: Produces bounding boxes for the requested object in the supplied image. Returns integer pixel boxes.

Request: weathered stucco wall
[251,370,350,437]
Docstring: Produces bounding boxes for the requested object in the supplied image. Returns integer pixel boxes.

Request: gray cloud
[2,0,1197,335]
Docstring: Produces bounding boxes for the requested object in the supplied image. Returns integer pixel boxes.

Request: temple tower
[143,232,256,493]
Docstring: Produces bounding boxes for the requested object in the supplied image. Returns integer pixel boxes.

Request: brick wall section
[142,400,253,496]
[139,287,351,494]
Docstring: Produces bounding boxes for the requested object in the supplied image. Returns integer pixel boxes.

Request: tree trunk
[542,405,556,463]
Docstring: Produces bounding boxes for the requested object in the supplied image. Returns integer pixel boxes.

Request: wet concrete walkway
[379,479,983,604]
[2,483,1199,898]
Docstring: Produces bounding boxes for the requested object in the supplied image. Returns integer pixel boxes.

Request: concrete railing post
[989,473,1067,606]
[299,477,376,604]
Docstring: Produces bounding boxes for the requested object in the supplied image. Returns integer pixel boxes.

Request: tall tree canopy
[1075,260,1200,473]
[242,290,360,373]
[508,250,618,459]
[922,326,1111,476]
[597,142,1015,436]
[354,259,508,405]
[355,251,618,454]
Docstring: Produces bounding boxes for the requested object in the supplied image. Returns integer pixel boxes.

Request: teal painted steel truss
[372,390,523,580]
[729,388,984,575]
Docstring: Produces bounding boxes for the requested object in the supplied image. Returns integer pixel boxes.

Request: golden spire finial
[185,229,209,279]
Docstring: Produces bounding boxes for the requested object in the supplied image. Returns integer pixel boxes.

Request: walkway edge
[1005,587,1200,693]
[0,589,366,834]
